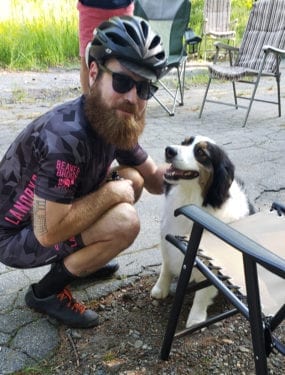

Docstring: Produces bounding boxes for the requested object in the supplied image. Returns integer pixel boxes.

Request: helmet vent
[150,35,161,49]
[108,32,128,47]
[124,24,141,46]
[140,20,149,39]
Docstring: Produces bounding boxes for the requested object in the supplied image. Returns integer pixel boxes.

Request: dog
[151,135,254,328]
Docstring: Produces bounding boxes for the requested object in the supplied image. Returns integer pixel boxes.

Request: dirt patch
[21,274,284,375]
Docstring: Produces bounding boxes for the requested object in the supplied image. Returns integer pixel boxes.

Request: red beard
[84,83,146,150]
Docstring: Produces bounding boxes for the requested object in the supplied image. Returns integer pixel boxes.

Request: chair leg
[199,77,212,118]
[244,256,269,375]
[154,59,187,116]
[276,75,281,117]
[232,81,238,108]
[160,223,203,360]
[242,72,262,127]
[243,55,267,127]
[178,59,187,106]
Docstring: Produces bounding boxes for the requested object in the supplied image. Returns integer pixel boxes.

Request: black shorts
[0,225,85,269]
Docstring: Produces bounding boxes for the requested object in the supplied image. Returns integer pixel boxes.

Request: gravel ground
[15,274,284,375]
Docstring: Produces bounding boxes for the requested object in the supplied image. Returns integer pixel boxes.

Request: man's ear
[89,61,99,86]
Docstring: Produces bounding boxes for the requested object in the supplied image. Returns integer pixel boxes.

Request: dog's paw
[150,284,169,299]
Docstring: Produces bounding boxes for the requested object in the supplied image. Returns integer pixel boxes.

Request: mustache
[115,102,138,115]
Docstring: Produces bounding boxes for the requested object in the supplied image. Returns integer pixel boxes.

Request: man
[0,16,167,328]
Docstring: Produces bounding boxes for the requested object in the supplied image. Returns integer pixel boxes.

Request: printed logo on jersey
[4,174,37,225]
[56,160,80,189]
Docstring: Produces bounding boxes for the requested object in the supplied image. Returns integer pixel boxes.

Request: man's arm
[33,178,135,247]
[135,156,168,195]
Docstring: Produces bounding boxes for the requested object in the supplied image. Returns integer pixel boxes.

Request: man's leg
[72,166,144,279]
[26,202,140,327]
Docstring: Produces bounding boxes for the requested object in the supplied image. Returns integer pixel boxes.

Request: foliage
[0,0,252,70]
[0,0,78,70]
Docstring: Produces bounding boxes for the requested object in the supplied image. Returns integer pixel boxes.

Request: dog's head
[164,135,235,208]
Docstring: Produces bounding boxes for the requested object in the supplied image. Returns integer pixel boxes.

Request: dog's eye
[196,147,205,156]
[195,146,210,161]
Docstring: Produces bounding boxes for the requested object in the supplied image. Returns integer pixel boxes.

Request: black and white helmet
[86,15,166,80]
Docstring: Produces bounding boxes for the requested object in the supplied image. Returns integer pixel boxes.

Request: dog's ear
[203,145,235,208]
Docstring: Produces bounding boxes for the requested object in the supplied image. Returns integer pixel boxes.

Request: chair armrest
[214,41,239,52]
[263,45,285,58]
[174,204,285,279]
[212,42,239,65]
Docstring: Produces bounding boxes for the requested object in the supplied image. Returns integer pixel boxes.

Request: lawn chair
[202,0,237,60]
[134,0,191,116]
[160,204,285,375]
[199,0,285,127]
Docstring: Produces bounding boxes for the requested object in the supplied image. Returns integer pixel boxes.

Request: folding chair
[199,0,285,127]
[134,0,191,116]
[202,0,237,60]
[160,204,285,375]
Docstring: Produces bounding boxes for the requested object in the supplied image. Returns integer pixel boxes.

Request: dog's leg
[151,263,173,299]
[185,285,218,328]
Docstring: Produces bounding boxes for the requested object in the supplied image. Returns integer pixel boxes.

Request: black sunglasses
[99,64,158,100]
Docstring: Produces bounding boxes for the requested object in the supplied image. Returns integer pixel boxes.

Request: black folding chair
[160,204,285,375]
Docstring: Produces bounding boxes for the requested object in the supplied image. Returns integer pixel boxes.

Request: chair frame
[134,0,191,116]
[160,205,285,375]
[199,42,285,127]
[199,0,285,127]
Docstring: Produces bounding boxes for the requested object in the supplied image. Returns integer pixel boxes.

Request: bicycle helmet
[86,15,167,80]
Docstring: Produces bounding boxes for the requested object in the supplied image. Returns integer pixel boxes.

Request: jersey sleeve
[34,127,84,204]
[115,144,148,166]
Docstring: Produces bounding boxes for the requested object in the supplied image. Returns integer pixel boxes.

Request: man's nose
[123,85,138,102]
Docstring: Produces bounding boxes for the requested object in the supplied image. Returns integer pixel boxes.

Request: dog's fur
[151,135,254,328]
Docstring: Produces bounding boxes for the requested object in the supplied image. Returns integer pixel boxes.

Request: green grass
[0,0,78,70]
[0,0,253,71]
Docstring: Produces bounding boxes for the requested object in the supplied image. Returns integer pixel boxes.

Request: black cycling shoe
[25,285,99,328]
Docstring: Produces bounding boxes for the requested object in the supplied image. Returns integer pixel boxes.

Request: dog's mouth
[164,165,199,181]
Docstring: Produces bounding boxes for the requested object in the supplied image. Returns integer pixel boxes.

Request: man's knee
[116,203,140,244]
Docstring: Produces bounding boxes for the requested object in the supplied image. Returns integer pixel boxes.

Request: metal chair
[199,0,285,127]
[160,204,285,375]
[134,0,191,116]
[202,0,237,60]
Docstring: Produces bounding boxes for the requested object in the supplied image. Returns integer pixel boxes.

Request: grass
[0,0,78,70]
[0,0,252,71]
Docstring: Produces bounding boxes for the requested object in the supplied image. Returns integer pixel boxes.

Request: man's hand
[107,179,135,205]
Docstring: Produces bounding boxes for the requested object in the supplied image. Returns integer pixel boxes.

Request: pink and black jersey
[0,96,148,233]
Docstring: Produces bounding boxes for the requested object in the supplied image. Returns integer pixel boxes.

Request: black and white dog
[151,135,254,328]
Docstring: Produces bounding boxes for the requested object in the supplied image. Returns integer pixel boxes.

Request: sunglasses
[99,64,158,100]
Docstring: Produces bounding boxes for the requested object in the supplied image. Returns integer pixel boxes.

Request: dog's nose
[165,146,177,161]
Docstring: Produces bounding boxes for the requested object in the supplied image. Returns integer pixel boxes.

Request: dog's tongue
[164,165,199,180]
